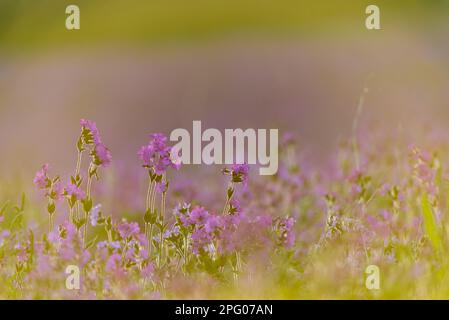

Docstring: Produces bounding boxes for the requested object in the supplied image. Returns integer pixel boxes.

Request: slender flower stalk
[82,162,95,247]
[144,176,156,255]
[222,182,235,215]
[138,133,180,269]
[34,164,62,233]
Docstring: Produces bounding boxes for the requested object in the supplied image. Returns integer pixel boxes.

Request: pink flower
[138,144,155,166]
[34,164,50,189]
[223,164,250,185]
[51,181,64,200]
[80,119,112,167]
[149,133,168,152]
[93,143,112,167]
[106,253,122,273]
[65,183,86,200]
[204,215,221,234]
[191,228,213,255]
[90,204,102,226]
[141,262,155,278]
[138,133,180,175]
[80,118,101,145]
[81,250,91,267]
[189,207,209,225]
[117,222,140,239]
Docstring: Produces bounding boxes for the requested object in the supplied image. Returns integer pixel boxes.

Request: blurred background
[0,0,448,205]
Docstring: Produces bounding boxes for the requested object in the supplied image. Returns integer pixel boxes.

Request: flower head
[223,163,250,185]
[90,204,102,226]
[189,206,210,226]
[34,164,50,189]
[65,183,86,200]
[138,133,180,175]
[117,221,140,239]
[204,215,221,234]
[80,119,112,167]
[93,143,112,167]
[80,118,101,145]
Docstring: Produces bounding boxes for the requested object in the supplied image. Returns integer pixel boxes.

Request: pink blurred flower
[117,222,140,239]
[34,164,50,189]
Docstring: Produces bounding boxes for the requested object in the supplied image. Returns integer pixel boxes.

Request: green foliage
[421,192,442,251]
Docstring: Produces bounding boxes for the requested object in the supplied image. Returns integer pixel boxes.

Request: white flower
[90,204,102,226]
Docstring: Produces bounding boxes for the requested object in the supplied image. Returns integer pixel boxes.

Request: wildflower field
[1,0,449,301]
[1,116,449,299]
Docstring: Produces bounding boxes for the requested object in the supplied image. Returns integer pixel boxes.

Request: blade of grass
[421,192,442,251]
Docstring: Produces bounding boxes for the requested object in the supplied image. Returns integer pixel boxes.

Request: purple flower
[51,181,64,200]
[81,250,91,267]
[141,262,155,278]
[204,215,221,234]
[173,203,191,216]
[138,133,180,175]
[93,143,112,167]
[80,118,101,145]
[65,183,86,200]
[80,119,112,167]
[59,243,76,260]
[97,240,121,251]
[117,222,140,239]
[34,164,50,189]
[149,133,168,152]
[60,220,78,242]
[138,144,155,167]
[189,207,210,225]
[90,204,102,226]
[191,228,213,255]
[47,231,60,244]
[226,163,250,185]
[106,253,122,273]
[156,181,169,194]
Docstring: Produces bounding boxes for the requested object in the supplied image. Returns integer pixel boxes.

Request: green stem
[83,163,94,248]
[145,178,155,254]
[49,213,53,233]
[146,179,155,211]
[150,183,157,213]
[159,188,167,267]
[222,183,234,215]
[149,224,153,257]
[75,149,83,177]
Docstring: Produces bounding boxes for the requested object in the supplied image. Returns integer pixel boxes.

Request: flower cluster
[80,119,112,167]
[138,133,180,177]
[17,120,297,299]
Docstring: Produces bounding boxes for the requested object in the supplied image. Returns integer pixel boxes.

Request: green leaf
[9,212,23,230]
[47,201,56,214]
[77,136,84,152]
[421,192,442,251]
[227,187,234,199]
[144,209,157,224]
[82,197,93,213]
[0,200,9,216]
[105,216,112,231]
[85,236,98,250]
[74,218,87,230]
